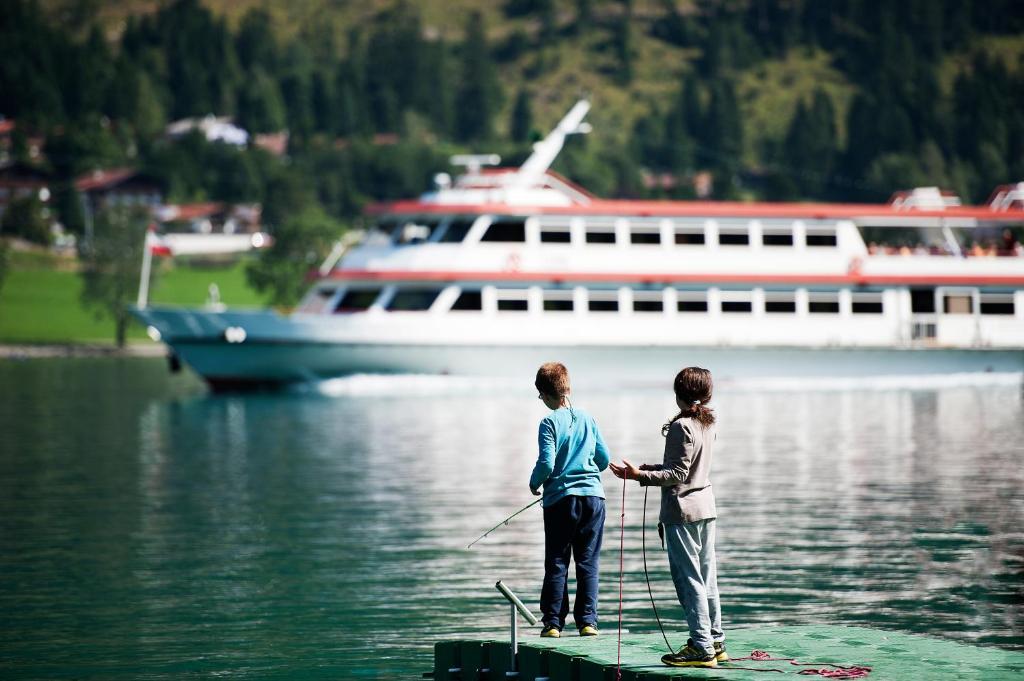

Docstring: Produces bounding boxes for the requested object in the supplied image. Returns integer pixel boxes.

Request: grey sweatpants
[664,519,724,655]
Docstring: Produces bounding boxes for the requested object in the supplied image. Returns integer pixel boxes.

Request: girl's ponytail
[662,367,715,435]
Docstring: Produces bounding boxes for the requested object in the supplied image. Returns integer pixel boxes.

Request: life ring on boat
[847,256,863,276]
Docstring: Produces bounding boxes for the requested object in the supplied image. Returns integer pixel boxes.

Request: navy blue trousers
[540,495,606,631]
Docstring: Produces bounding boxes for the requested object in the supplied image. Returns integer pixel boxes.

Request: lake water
[1,358,1022,679]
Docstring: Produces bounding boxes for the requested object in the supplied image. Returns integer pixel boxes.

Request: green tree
[235,7,278,73]
[51,181,86,236]
[0,238,9,298]
[510,89,533,143]
[612,7,635,85]
[236,67,286,134]
[783,89,837,197]
[703,79,742,174]
[574,0,593,33]
[79,205,148,347]
[245,204,343,307]
[0,195,50,245]
[455,12,502,142]
[681,74,703,139]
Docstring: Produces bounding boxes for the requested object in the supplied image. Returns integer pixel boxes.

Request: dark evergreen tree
[575,0,594,33]
[236,8,279,74]
[0,0,65,122]
[681,74,703,140]
[510,89,533,143]
[236,67,286,134]
[703,79,742,173]
[783,89,837,198]
[455,12,502,142]
[612,7,635,85]
[424,41,455,138]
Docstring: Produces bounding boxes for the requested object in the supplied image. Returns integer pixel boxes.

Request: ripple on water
[0,361,1021,679]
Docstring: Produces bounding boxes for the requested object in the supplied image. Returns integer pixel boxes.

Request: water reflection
[0,360,1021,679]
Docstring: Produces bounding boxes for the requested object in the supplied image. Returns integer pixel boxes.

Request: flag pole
[137,225,155,309]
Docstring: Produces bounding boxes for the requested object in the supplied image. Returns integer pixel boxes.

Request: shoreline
[0,343,167,359]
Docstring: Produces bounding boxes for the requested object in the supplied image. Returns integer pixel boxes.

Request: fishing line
[642,485,675,654]
[616,474,625,680]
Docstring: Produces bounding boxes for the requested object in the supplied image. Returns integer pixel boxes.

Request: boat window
[364,219,398,245]
[851,292,884,314]
[911,288,936,313]
[481,218,526,243]
[587,290,619,312]
[334,288,382,313]
[720,290,753,313]
[543,290,574,312]
[762,222,794,247]
[540,227,572,243]
[943,293,974,314]
[497,299,529,311]
[808,291,840,314]
[438,218,475,243]
[496,288,529,311]
[806,223,838,247]
[721,300,752,312]
[296,287,337,314]
[632,291,664,313]
[718,225,749,246]
[386,288,443,311]
[764,291,797,313]
[629,220,661,245]
[979,293,1015,315]
[674,220,706,245]
[450,290,483,311]
[584,218,617,244]
[392,219,440,245]
[538,217,573,244]
[677,291,708,312]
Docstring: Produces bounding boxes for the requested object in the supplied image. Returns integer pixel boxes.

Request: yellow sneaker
[579,624,599,637]
[714,641,729,663]
[540,626,561,638]
[661,640,718,668]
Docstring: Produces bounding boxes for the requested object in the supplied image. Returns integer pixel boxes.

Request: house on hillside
[75,167,163,216]
[166,115,249,146]
[0,161,51,220]
[155,202,262,235]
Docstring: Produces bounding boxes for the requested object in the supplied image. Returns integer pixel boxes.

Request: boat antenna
[466,498,542,549]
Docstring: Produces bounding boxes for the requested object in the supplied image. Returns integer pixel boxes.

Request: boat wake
[297,371,1023,397]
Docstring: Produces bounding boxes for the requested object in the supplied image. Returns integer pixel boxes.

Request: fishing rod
[466,498,542,549]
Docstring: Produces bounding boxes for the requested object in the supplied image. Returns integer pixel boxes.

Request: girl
[609,367,726,668]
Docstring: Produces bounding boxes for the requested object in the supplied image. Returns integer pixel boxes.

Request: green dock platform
[433,626,1024,680]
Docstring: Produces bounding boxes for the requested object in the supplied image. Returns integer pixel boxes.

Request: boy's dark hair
[535,362,570,397]
[662,366,715,434]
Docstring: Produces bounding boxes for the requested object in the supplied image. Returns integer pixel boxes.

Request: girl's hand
[609,460,640,480]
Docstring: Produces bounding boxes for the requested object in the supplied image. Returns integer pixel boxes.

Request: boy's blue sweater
[529,407,610,507]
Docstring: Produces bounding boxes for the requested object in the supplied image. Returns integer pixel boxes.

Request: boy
[530,362,611,638]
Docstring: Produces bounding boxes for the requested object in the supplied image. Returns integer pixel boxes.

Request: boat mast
[508,99,591,190]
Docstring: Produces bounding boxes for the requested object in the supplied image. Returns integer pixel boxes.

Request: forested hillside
[3,0,1023,233]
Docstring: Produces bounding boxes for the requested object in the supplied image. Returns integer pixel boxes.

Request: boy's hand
[530,487,541,496]
[609,460,640,480]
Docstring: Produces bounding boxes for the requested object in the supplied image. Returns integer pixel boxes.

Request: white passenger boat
[132,101,1024,390]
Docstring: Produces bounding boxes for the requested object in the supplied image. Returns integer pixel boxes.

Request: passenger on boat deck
[530,362,610,638]
[1002,229,1023,256]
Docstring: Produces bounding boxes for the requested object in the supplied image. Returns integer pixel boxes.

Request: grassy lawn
[0,251,270,344]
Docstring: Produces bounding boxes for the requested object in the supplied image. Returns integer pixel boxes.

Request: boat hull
[131,307,1024,390]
